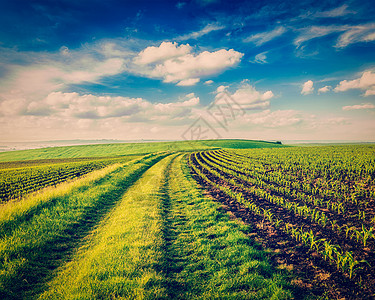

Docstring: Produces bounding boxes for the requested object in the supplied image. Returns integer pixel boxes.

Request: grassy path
[0,153,167,299]
[39,154,293,299]
[1,152,293,299]
[38,154,178,299]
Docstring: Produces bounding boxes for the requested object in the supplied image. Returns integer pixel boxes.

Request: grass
[162,154,292,299]
[0,153,167,299]
[36,154,293,299]
[38,154,178,299]
[0,156,143,202]
[0,155,142,170]
[0,139,296,299]
[0,162,122,239]
[0,139,285,162]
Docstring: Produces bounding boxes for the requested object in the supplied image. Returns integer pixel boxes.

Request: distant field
[0,139,284,162]
[0,140,373,299]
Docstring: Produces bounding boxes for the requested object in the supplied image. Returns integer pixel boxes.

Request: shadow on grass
[154,156,188,299]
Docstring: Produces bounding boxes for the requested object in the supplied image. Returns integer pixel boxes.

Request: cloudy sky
[0,0,374,142]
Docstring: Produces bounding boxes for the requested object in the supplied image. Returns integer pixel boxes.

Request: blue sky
[0,0,374,142]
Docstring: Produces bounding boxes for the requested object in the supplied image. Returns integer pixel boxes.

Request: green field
[0,139,284,162]
[0,140,374,299]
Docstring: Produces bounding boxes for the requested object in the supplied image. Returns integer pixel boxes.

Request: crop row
[196,151,375,249]
[203,150,375,246]
[215,148,374,209]
[189,151,373,281]
[207,150,348,215]
[0,156,133,202]
[213,148,375,225]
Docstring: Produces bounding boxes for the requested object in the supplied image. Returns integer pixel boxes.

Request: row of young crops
[0,156,139,202]
[189,145,375,297]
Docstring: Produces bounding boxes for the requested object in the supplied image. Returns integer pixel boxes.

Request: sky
[0,0,374,142]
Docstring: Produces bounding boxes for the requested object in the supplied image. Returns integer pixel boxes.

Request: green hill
[0,139,285,162]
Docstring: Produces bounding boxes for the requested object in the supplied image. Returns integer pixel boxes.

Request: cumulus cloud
[318,86,331,94]
[134,42,192,65]
[342,103,375,110]
[301,80,314,95]
[176,78,200,86]
[247,109,303,128]
[334,71,375,96]
[204,80,214,85]
[244,26,286,46]
[62,58,125,84]
[98,42,135,58]
[134,42,243,86]
[43,92,146,119]
[8,91,201,126]
[215,82,274,110]
[0,44,129,112]
[365,89,375,96]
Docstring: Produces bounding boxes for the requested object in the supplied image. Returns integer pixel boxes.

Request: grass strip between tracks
[38,154,178,299]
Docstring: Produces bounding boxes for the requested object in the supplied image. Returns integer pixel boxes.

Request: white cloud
[177,23,225,41]
[204,80,214,85]
[294,23,375,48]
[62,58,125,84]
[318,86,331,94]
[216,85,228,93]
[0,43,130,112]
[215,82,274,110]
[176,78,200,86]
[98,42,135,58]
[7,91,202,125]
[301,80,314,95]
[336,24,375,48]
[134,42,192,65]
[309,4,355,19]
[244,26,286,46]
[247,109,303,128]
[134,42,243,85]
[253,51,268,64]
[317,4,354,18]
[365,89,375,96]
[60,46,70,56]
[342,103,375,110]
[294,26,345,47]
[334,71,375,96]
